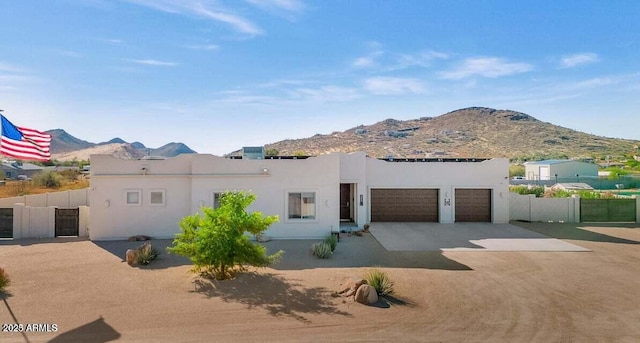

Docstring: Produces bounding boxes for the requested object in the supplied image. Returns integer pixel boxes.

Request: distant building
[0,160,43,179]
[242,146,265,160]
[524,160,598,181]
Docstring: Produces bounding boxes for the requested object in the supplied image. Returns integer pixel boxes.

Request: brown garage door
[455,189,491,222]
[371,188,439,222]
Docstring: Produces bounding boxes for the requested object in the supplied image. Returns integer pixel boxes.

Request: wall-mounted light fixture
[360,194,363,206]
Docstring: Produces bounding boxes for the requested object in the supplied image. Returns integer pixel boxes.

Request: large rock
[125,249,139,266]
[355,284,379,305]
[337,277,367,297]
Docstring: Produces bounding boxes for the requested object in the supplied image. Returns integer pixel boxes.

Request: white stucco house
[524,159,598,181]
[88,152,510,240]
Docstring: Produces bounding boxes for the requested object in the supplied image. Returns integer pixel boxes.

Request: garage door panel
[371,189,438,222]
[455,189,491,222]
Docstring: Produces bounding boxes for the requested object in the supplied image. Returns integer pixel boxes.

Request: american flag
[0,115,52,161]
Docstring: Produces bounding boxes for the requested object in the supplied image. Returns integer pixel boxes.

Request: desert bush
[58,169,80,182]
[324,234,338,252]
[510,185,544,197]
[32,170,62,188]
[312,242,332,259]
[0,268,10,291]
[168,191,282,280]
[137,243,159,265]
[364,268,394,296]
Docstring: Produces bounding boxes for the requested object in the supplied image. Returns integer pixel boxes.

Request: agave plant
[137,243,159,265]
[364,268,394,296]
[312,242,332,259]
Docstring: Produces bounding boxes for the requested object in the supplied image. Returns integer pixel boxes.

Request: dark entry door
[0,208,13,239]
[340,184,352,221]
[55,208,79,237]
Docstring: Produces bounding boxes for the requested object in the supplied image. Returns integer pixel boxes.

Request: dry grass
[0,178,89,198]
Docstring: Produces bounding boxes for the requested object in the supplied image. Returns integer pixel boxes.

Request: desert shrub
[0,268,10,291]
[32,170,62,188]
[58,169,80,182]
[137,243,159,265]
[324,234,338,252]
[544,189,573,198]
[510,185,544,197]
[312,242,332,259]
[364,268,394,296]
[168,191,282,280]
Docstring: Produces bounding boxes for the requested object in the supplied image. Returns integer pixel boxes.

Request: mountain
[46,129,196,161]
[249,107,640,160]
[47,129,94,153]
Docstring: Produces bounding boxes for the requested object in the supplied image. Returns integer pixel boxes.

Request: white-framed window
[288,192,316,220]
[149,189,166,206]
[125,189,142,206]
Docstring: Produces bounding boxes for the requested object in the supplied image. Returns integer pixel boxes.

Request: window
[288,192,316,219]
[149,190,165,206]
[213,192,222,209]
[125,190,141,206]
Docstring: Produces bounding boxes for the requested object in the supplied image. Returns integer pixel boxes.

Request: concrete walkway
[369,222,589,252]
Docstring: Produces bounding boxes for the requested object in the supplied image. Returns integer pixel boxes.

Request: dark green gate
[580,199,636,222]
[0,208,13,239]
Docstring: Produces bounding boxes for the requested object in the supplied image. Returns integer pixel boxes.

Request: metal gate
[0,208,13,239]
[55,208,79,237]
[580,199,636,222]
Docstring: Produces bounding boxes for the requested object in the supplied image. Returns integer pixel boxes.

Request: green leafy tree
[168,191,282,280]
[264,148,279,156]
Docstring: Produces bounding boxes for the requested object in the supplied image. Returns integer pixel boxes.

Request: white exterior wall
[509,193,580,223]
[90,154,341,240]
[189,154,340,239]
[89,155,194,240]
[89,153,509,240]
[366,158,510,223]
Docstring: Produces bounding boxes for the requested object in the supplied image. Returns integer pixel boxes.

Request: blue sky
[1,1,639,155]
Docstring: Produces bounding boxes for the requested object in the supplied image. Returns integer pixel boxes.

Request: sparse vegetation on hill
[239,107,639,160]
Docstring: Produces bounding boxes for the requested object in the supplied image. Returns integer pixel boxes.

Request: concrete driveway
[369,222,589,252]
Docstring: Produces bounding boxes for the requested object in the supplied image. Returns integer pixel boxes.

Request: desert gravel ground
[1,222,640,342]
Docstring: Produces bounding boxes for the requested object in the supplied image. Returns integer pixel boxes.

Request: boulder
[354,284,379,305]
[128,235,151,241]
[337,277,367,297]
[125,249,139,265]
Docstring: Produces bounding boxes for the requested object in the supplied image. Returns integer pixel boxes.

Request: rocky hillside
[46,129,196,161]
[254,107,639,159]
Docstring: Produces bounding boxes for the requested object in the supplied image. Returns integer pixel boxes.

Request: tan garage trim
[370,188,439,222]
[455,188,491,222]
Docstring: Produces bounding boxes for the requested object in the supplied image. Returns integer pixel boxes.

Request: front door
[340,183,352,221]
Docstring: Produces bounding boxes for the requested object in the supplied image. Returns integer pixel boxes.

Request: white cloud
[128,59,178,66]
[185,44,220,51]
[124,0,263,36]
[0,62,23,73]
[560,53,600,68]
[352,56,376,68]
[290,85,361,102]
[391,50,449,70]
[363,77,426,95]
[440,57,533,80]
[246,0,306,15]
